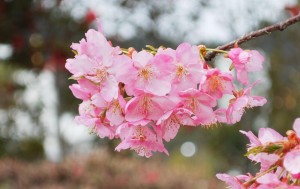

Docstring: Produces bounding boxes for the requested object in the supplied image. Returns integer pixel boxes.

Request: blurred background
[1,0,300,188]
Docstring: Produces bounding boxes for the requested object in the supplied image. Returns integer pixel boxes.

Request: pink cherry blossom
[226,83,267,124]
[256,173,300,189]
[67,21,269,157]
[125,92,177,122]
[179,88,216,125]
[240,128,284,149]
[157,43,206,93]
[215,108,227,123]
[66,54,124,102]
[75,101,116,139]
[293,118,300,138]
[249,153,280,172]
[122,50,173,96]
[228,48,264,85]
[283,150,300,175]
[66,26,133,102]
[71,28,120,63]
[115,121,168,157]
[91,93,126,126]
[257,128,284,144]
[69,78,98,101]
[201,68,234,99]
[216,173,250,189]
[154,108,196,142]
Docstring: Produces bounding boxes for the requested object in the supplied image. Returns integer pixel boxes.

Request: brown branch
[204,13,300,61]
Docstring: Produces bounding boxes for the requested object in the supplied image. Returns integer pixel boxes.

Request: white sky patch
[0,44,13,60]
[60,113,94,145]
[65,0,297,43]
[44,136,61,162]
[117,22,137,41]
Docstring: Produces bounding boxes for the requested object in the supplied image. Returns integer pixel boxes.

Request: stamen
[208,75,223,93]
[95,68,108,82]
[138,66,154,81]
[137,96,153,115]
[176,64,189,78]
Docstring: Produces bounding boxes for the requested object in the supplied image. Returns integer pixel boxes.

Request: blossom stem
[199,52,205,61]
[205,48,228,54]
[243,165,278,187]
[205,14,300,61]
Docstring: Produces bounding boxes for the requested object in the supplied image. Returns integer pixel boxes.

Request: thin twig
[204,13,300,61]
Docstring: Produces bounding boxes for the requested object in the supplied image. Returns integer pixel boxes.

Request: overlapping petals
[218,118,300,188]
[66,23,267,157]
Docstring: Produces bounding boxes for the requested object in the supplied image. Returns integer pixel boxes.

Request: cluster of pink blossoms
[217,118,300,188]
[66,23,267,157]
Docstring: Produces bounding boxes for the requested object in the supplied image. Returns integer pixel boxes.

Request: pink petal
[236,70,249,86]
[156,111,180,142]
[228,48,243,64]
[248,96,267,107]
[258,128,284,144]
[106,101,125,126]
[245,50,264,72]
[75,115,98,127]
[176,43,200,65]
[65,55,94,77]
[250,153,280,172]
[239,130,261,147]
[145,78,171,96]
[256,173,280,185]
[125,96,147,122]
[91,93,107,108]
[176,108,196,126]
[283,150,300,175]
[216,173,245,189]
[187,63,206,84]
[78,78,98,94]
[69,84,90,100]
[226,97,248,124]
[132,50,153,68]
[293,118,300,137]
[109,55,134,84]
[215,108,227,123]
[100,75,118,102]
[194,103,215,125]
[96,122,115,139]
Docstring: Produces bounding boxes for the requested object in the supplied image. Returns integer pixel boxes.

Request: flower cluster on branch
[65,22,266,157]
[217,118,300,188]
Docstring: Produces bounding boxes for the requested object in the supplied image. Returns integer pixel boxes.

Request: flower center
[176,64,188,78]
[208,75,223,93]
[186,98,199,112]
[95,68,108,82]
[138,96,153,115]
[138,66,154,81]
[165,114,179,130]
[133,126,146,141]
[111,100,121,114]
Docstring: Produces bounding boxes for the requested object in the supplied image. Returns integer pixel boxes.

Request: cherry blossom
[218,118,300,188]
[121,50,173,96]
[157,43,206,94]
[201,68,234,99]
[179,88,216,125]
[226,83,267,124]
[115,121,168,157]
[228,48,264,85]
[66,22,268,157]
